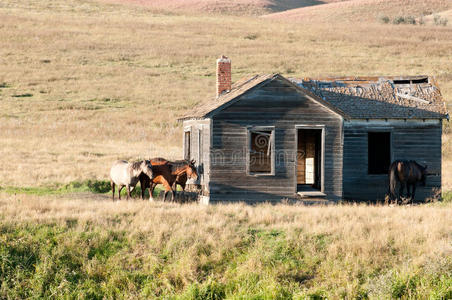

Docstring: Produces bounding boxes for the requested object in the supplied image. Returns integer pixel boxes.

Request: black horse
[388,160,427,204]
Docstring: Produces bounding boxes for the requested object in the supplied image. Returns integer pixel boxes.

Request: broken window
[184,130,191,160]
[393,78,428,85]
[393,80,411,85]
[411,78,428,84]
[368,132,391,174]
[248,128,274,174]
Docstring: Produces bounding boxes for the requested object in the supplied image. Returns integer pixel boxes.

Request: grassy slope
[0,0,451,188]
[105,0,350,16]
[264,0,452,23]
[1,193,451,298]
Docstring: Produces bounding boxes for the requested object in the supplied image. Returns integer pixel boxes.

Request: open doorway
[297,128,322,192]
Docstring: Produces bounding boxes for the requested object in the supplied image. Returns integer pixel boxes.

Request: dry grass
[1,1,451,298]
[0,0,451,190]
[264,0,452,23]
[1,192,451,298]
[105,0,350,16]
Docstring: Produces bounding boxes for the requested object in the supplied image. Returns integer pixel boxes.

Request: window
[248,128,274,175]
[368,132,391,174]
[393,80,411,85]
[184,130,191,160]
[393,78,428,85]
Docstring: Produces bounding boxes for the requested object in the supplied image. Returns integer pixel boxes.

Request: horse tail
[388,161,398,200]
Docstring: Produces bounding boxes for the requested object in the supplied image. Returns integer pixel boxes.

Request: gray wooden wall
[182,119,211,194]
[343,119,442,201]
[206,77,344,203]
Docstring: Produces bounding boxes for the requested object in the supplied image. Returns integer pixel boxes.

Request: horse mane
[130,160,144,171]
[152,157,168,163]
[170,160,190,170]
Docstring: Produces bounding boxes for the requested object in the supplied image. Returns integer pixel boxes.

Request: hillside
[423,8,452,25]
[106,0,350,15]
[264,0,452,23]
[1,0,451,189]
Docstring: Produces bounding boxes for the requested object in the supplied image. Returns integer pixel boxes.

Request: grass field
[1,193,451,299]
[0,0,451,188]
[0,0,452,298]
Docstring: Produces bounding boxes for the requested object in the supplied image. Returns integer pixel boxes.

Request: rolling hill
[264,0,452,23]
[106,0,350,15]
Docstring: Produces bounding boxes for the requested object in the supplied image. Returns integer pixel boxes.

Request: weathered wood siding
[208,77,343,203]
[343,119,442,201]
[182,119,211,194]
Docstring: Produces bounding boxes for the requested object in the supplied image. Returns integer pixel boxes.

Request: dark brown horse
[139,158,198,202]
[388,160,427,204]
[151,158,189,191]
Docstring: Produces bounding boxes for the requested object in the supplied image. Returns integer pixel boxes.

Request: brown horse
[388,160,427,204]
[150,158,189,191]
[139,158,198,202]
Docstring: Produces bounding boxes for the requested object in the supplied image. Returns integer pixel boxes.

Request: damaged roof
[293,76,448,119]
[180,74,448,120]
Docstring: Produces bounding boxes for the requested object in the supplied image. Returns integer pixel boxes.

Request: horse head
[186,159,198,181]
[141,160,154,179]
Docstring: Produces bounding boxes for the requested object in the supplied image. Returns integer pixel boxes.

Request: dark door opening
[368,132,391,174]
[297,129,322,192]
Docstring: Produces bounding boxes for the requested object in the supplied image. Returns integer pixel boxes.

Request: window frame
[246,126,275,176]
[183,126,191,161]
[367,130,392,175]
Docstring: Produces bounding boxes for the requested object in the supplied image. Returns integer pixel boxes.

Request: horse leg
[118,185,124,200]
[406,183,411,203]
[398,183,405,205]
[140,178,145,200]
[162,181,173,202]
[111,181,115,201]
[172,182,178,202]
[126,184,131,200]
[149,183,155,202]
[411,184,416,204]
[163,190,168,202]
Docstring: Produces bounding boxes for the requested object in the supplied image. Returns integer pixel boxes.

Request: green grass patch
[0,223,129,299]
[441,190,452,203]
[11,93,33,97]
[0,221,450,299]
[0,180,167,198]
[0,180,110,196]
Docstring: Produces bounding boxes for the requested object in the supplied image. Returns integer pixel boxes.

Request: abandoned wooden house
[179,56,448,204]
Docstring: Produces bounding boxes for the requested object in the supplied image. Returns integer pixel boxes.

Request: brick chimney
[216,55,231,97]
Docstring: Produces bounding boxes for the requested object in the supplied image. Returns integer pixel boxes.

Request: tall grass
[0,193,451,298]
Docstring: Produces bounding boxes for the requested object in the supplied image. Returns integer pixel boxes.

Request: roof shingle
[179,74,448,120]
[293,76,448,119]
